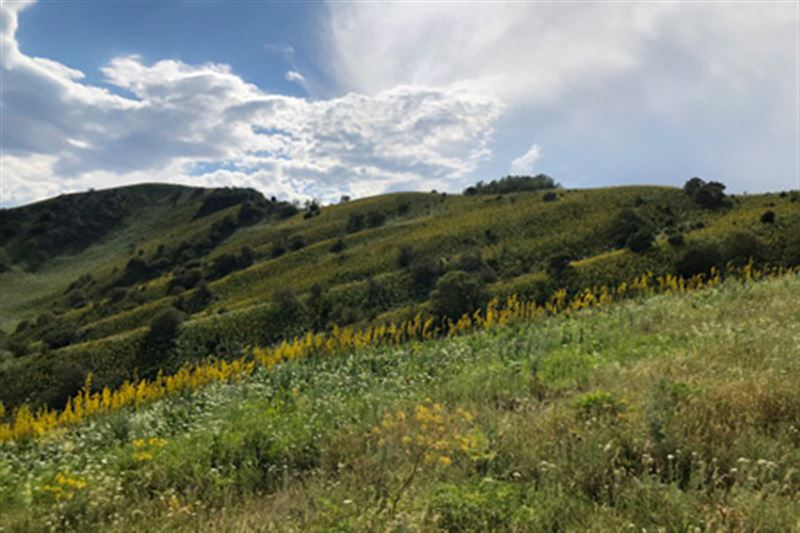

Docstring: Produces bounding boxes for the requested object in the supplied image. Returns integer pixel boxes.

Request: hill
[0,271,797,531]
[1,180,799,411]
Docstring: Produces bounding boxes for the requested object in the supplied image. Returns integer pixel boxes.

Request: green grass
[1,273,798,531]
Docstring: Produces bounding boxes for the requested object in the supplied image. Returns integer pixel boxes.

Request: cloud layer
[326,2,797,192]
[1,2,796,206]
[0,2,501,205]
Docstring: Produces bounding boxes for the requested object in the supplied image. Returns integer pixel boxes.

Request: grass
[1,272,797,531]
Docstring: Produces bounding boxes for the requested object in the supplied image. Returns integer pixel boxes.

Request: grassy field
[1,273,797,531]
[2,182,798,412]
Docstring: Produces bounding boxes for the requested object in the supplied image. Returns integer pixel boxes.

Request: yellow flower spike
[438,456,452,466]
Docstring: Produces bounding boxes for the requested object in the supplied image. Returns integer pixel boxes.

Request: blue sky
[1,1,797,206]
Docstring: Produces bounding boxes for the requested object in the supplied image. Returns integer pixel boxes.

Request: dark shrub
[675,243,723,278]
[140,308,185,369]
[237,203,265,226]
[683,177,705,196]
[667,234,685,247]
[397,245,416,268]
[277,203,299,219]
[210,254,240,278]
[547,254,574,280]
[306,284,331,330]
[693,181,728,209]
[274,288,306,331]
[8,339,30,357]
[194,188,264,219]
[290,235,307,251]
[431,271,489,320]
[330,239,345,254]
[458,251,487,273]
[44,326,76,350]
[366,277,389,309]
[542,191,559,202]
[722,231,765,266]
[346,213,366,233]
[41,361,87,410]
[67,289,87,309]
[410,258,441,298]
[626,228,655,253]
[609,209,653,249]
[270,244,287,259]
[478,266,499,283]
[465,174,559,195]
[367,211,386,228]
[168,268,202,293]
[760,210,776,224]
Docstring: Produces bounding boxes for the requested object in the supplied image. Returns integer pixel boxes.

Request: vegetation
[0,271,797,530]
[464,174,559,195]
[1,181,799,415]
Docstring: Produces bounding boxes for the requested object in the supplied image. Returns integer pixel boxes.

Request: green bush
[675,243,723,277]
[431,270,488,320]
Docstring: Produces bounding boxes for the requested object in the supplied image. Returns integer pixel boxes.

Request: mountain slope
[1,182,798,410]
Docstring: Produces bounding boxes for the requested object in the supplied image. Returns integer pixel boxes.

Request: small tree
[431,271,488,320]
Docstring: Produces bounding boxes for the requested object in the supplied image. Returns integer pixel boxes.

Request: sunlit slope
[1,183,798,410]
[1,273,797,531]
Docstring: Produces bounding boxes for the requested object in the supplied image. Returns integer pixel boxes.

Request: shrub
[465,174,559,195]
[270,243,287,258]
[626,228,655,253]
[329,239,345,254]
[410,257,441,298]
[675,242,723,277]
[41,361,88,410]
[721,231,765,266]
[684,177,728,209]
[547,254,573,279]
[346,213,366,233]
[431,270,489,319]
[760,210,776,224]
[397,245,416,268]
[44,326,76,350]
[367,211,386,228]
[667,234,685,247]
[542,191,559,202]
[140,308,185,370]
[290,235,307,251]
[683,177,705,196]
[457,251,487,273]
[609,209,653,249]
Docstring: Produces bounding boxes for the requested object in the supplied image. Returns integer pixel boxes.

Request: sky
[0,1,797,207]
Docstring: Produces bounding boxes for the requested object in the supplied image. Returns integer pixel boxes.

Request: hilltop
[1,179,799,411]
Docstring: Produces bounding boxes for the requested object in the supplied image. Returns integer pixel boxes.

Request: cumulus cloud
[325,2,797,192]
[0,1,501,206]
[510,144,542,175]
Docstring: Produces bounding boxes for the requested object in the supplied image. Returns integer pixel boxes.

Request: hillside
[1,180,799,411]
[0,272,797,531]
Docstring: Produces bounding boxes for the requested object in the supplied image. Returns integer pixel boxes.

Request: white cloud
[285,70,305,84]
[510,144,542,175]
[324,2,797,192]
[0,1,502,206]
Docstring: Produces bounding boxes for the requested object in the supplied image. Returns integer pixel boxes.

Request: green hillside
[1,272,797,531]
[1,179,799,412]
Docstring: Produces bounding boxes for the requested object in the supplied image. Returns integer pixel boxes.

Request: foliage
[464,174,559,195]
[431,271,489,320]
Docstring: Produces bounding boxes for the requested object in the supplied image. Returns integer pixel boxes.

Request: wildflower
[438,456,452,466]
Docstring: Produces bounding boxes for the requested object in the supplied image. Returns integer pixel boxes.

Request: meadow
[0,271,798,531]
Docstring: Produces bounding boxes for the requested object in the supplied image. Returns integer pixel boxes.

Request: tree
[431,271,488,320]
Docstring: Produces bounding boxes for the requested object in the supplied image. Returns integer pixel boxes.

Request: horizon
[1,1,798,207]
